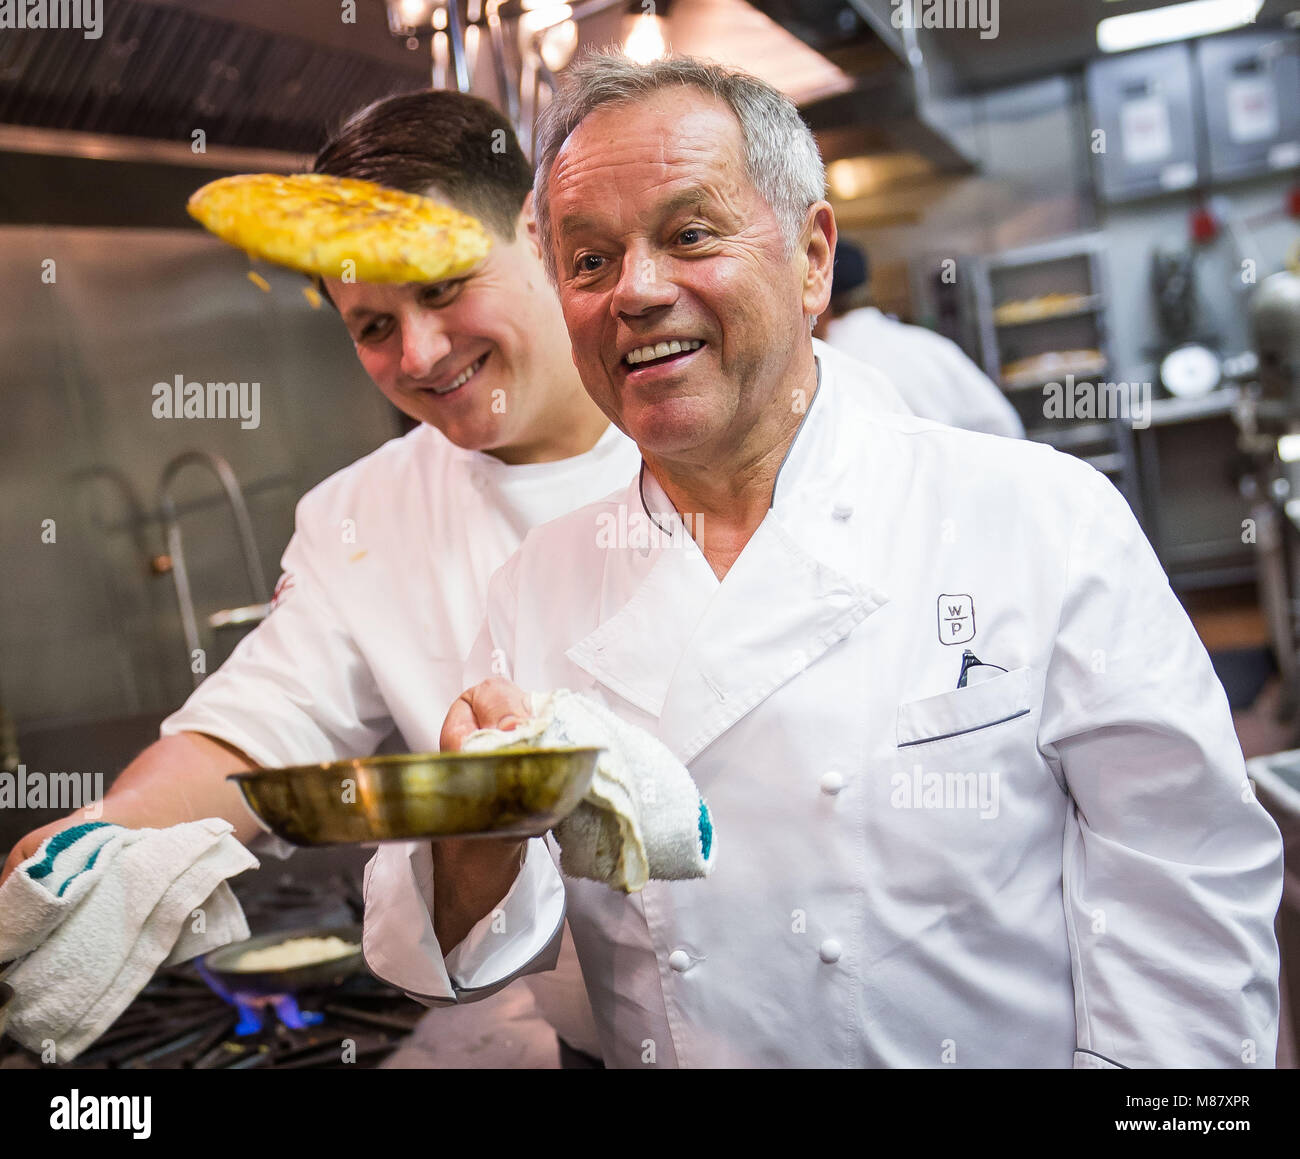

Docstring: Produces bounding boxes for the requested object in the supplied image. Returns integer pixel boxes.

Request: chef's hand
[440,676,532,752]
[0,788,147,888]
[1,815,75,888]
[1,733,259,889]
[432,677,534,957]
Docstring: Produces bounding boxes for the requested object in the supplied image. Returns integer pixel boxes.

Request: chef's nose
[399,315,453,381]
[611,246,676,318]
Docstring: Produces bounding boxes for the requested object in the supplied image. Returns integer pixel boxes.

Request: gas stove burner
[0,963,422,1070]
[198,964,326,1036]
[0,866,421,1070]
[232,993,323,1035]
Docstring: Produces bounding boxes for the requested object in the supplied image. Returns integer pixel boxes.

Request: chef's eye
[574,253,605,275]
[677,227,707,246]
[357,316,393,344]
[421,280,463,307]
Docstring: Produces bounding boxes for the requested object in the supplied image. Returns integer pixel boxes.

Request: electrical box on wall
[1197,30,1300,183]
[1087,42,1201,202]
[1086,28,1300,203]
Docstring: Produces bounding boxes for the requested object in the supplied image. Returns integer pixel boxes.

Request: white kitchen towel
[0,817,258,1061]
[461,689,715,893]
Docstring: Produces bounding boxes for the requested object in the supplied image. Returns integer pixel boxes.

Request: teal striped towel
[0,818,258,1061]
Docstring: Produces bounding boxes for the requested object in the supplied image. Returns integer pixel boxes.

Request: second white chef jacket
[365,346,1283,1068]
[824,306,1025,438]
[159,411,642,1049]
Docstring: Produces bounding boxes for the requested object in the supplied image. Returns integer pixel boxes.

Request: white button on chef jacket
[819,770,845,795]
[364,343,1282,1069]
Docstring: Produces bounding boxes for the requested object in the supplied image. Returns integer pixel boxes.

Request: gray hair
[533,50,826,282]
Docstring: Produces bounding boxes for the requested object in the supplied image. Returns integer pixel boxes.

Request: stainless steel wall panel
[0,226,400,730]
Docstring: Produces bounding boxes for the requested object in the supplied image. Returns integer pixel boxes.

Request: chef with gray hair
[365,51,1284,1069]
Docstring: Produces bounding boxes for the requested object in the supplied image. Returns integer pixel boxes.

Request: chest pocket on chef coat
[896,666,1033,749]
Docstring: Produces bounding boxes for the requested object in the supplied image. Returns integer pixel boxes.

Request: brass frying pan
[227,746,602,847]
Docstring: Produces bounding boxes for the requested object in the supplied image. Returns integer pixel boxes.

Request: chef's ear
[802,202,836,322]
[521,192,541,258]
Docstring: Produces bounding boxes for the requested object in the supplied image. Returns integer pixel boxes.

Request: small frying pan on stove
[200,924,364,999]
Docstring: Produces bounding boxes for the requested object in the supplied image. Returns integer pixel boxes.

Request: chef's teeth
[626,339,702,365]
[434,355,485,393]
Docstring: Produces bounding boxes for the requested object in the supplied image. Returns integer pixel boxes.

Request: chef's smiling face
[548,86,825,462]
[324,205,571,459]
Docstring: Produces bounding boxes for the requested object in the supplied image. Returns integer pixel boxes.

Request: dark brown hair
[313,89,533,238]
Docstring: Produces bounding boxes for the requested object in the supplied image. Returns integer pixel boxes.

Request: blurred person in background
[815,239,1025,438]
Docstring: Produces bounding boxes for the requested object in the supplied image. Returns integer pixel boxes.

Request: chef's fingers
[440,677,531,751]
[0,817,67,887]
[0,844,20,888]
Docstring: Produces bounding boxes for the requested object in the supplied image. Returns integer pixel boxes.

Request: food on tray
[187,173,491,285]
[1000,349,1106,389]
[993,292,1092,325]
[231,935,360,972]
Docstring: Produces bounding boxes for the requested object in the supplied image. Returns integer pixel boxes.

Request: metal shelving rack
[966,235,1143,522]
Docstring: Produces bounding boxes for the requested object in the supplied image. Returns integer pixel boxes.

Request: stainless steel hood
[0,0,427,224]
[0,0,984,224]
[745,0,976,172]
[0,0,426,153]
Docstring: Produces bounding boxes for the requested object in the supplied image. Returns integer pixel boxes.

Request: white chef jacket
[364,344,1284,1068]
[161,344,911,1054]
[824,306,1025,439]
[158,413,643,1051]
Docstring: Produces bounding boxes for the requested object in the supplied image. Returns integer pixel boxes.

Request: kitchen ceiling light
[518,1,572,35]
[382,0,637,157]
[540,19,579,71]
[387,0,441,36]
[827,153,934,201]
[624,12,668,64]
[517,2,573,69]
[1097,0,1265,53]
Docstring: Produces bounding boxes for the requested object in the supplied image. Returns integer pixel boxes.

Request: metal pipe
[531,52,544,154]
[431,29,446,90]
[446,0,470,92]
[90,472,296,535]
[208,604,271,630]
[0,123,312,171]
[1254,496,1299,717]
[518,52,536,157]
[155,451,271,687]
[485,1,519,133]
[533,36,560,94]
